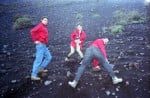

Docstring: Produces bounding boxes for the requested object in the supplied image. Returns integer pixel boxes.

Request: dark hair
[41,16,48,20]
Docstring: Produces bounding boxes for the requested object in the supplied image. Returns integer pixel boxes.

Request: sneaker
[79,60,82,65]
[68,80,78,88]
[31,76,41,80]
[65,57,70,62]
[38,69,48,73]
[112,76,123,84]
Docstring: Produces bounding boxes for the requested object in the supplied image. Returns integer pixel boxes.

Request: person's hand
[34,41,41,44]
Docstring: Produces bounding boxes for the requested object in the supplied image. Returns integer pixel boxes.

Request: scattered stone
[137,37,144,41]
[49,88,53,91]
[90,8,94,12]
[112,92,116,96]
[85,82,88,85]
[124,64,127,68]
[135,88,139,91]
[133,62,139,69]
[115,47,119,50]
[138,79,142,82]
[141,70,144,72]
[3,45,8,49]
[114,70,119,73]
[67,71,71,77]
[90,83,93,86]
[11,80,17,83]
[11,88,14,91]
[6,52,11,56]
[59,83,62,86]
[128,46,133,49]
[139,53,144,56]
[117,56,121,59]
[119,51,124,56]
[57,72,60,75]
[32,87,36,90]
[115,96,118,98]
[2,50,7,54]
[105,90,111,96]
[77,88,81,91]
[146,45,150,49]
[98,75,102,80]
[116,35,120,38]
[101,87,105,90]
[25,75,30,79]
[1,64,5,67]
[53,79,56,82]
[35,91,39,94]
[44,80,52,86]
[116,87,119,92]
[125,81,130,86]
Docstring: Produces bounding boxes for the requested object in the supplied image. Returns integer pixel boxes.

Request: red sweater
[70,29,86,49]
[91,39,107,67]
[30,23,49,44]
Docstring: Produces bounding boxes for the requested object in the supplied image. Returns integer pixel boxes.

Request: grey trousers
[74,46,116,81]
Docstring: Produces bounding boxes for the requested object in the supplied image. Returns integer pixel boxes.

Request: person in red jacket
[65,24,86,63]
[68,38,123,88]
[30,17,52,80]
[92,39,110,71]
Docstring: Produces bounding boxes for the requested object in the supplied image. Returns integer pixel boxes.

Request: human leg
[39,47,52,70]
[93,47,123,84]
[31,44,45,80]
[68,47,94,88]
[65,46,75,61]
[76,44,84,59]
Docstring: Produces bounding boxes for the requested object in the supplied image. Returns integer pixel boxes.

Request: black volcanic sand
[0,0,150,98]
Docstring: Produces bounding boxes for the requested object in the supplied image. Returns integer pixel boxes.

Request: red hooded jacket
[30,23,49,44]
[70,29,86,49]
[91,39,107,67]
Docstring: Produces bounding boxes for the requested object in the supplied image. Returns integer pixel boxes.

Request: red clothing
[30,23,49,44]
[91,39,107,67]
[70,29,86,49]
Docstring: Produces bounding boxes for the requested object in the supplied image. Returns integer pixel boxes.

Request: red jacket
[70,29,86,49]
[91,39,107,67]
[30,23,49,44]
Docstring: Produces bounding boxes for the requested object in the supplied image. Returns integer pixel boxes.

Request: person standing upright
[65,24,86,63]
[30,17,52,80]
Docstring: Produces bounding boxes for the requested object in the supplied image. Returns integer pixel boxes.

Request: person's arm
[98,40,107,57]
[80,31,86,44]
[100,40,109,63]
[30,24,41,42]
[70,30,76,42]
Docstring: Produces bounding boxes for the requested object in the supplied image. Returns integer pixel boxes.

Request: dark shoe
[38,69,48,73]
[79,60,83,64]
[65,57,70,62]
